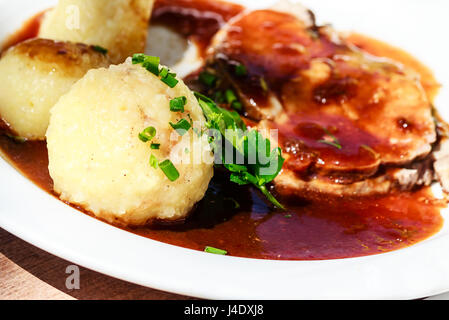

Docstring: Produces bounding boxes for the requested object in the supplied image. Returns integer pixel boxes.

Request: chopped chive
[199,71,217,87]
[159,159,180,181]
[132,54,160,76]
[142,56,160,76]
[170,96,187,112]
[234,64,247,76]
[131,54,178,87]
[225,89,238,104]
[132,53,146,64]
[185,147,190,154]
[150,143,160,150]
[149,154,159,169]
[158,67,178,87]
[170,119,191,136]
[159,67,169,78]
[92,45,108,55]
[161,73,178,88]
[138,126,156,142]
[204,246,227,255]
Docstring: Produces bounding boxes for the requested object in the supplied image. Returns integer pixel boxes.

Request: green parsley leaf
[194,92,285,210]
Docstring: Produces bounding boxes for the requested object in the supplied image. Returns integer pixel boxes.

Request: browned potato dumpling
[0,38,110,140]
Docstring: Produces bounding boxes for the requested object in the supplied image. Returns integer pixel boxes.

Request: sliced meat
[433,118,449,192]
[206,5,444,198]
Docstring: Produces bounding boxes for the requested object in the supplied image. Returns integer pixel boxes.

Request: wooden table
[0,228,191,300]
[3,226,448,300]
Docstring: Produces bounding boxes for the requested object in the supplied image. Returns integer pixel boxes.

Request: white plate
[1,0,449,300]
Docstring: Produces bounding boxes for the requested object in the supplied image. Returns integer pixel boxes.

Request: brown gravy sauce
[0,0,445,260]
[1,10,46,53]
[345,33,441,101]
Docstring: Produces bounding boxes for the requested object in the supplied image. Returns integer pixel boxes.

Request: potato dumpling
[39,0,154,64]
[46,59,214,226]
[0,38,109,140]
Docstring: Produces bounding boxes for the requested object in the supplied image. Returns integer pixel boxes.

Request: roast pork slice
[205,5,445,197]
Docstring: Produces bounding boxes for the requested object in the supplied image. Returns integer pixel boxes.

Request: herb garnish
[132,54,178,87]
[132,54,159,76]
[224,89,242,110]
[149,154,159,169]
[159,159,180,181]
[92,45,108,55]
[138,126,156,143]
[134,55,284,198]
[318,128,342,149]
[170,119,192,136]
[160,68,178,88]
[195,92,285,209]
[204,246,228,255]
[170,96,187,113]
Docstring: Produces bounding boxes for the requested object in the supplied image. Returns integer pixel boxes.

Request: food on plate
[0,0,447,260]
[39,0,154,64]
[0,38,109,140]
[206,5,448,198]
[46,57,214,226]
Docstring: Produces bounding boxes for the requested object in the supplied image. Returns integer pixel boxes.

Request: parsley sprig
[194,92,285,209]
